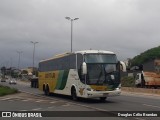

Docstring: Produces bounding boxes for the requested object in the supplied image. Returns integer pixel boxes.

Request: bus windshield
[84,54,118,63]
[84,54,120,87]
[86,63,120,85]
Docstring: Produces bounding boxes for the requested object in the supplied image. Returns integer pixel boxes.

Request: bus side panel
[54,69,79,96]
[49,71,59,92]
[59,70,69,90]
[55,70,69,90]
[55,70,64,89]
[38,72,44,91]
[38,71,60,93]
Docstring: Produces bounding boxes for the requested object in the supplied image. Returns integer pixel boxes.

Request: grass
[0,85,18,96]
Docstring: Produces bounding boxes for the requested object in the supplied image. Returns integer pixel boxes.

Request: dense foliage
[121,76,135,87]
[131,46,160,66]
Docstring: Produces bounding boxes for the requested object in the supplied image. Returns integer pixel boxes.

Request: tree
[131,46,160,66]
[21,70,28,75]
[1,66,6,78]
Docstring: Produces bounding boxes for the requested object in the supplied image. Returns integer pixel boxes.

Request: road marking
[22,99,29,101]
[143,104,160,109]
[50,101,57,104]
[20,90,108,112]
[135,118,146,120]
[35,100,44,102]
[70,103,106,111]
[62,103,70,107]
[0,98,12,101]
[19,110,28,111]
[32,108,42,111]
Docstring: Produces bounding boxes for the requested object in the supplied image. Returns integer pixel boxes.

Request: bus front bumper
[86,88,121,98]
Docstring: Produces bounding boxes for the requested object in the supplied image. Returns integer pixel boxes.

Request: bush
[0,85,18,96]
[121,76,135,87]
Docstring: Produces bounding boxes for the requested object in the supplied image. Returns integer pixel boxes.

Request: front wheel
[71,88,78,101]
[100,97,107,102]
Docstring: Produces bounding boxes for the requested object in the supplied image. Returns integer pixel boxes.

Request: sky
[0,0,160,69]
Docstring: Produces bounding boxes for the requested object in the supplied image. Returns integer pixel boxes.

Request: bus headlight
[115,88,120,90]
[87,88,92,91]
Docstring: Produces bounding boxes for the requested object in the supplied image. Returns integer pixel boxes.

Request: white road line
[22,99,29,101]
[70,103,107,111]
[35,100,44,102]
[135,118,146,120]
[19,110,28,111]
[50,101,57,104]
[62,104,70,107]
[0,98,12,100]
[32,108,42,111]
[143,104,160,109]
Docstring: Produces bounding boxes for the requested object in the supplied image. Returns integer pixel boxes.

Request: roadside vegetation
[0,85,18,96]
[131,46,160,66]
[121,76,135,87]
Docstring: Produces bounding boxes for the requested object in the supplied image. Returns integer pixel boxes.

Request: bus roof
[40,52,72,63]
[75,50,115,54]
[40,50,115,63]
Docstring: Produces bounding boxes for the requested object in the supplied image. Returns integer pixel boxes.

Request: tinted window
[39,54,78,72]
[85,54,117,63]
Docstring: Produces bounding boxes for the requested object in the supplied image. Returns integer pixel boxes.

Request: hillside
[131,46,160,66]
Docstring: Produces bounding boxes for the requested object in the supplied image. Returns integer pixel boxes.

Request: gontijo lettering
[45,73,55,78]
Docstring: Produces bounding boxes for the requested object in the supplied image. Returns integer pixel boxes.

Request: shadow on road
[41,93,117,104]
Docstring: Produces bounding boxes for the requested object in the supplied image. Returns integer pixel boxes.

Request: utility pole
[17,51,23,80]
[17,51,23,70]
[30,41,38,76]
[65,17,79,52]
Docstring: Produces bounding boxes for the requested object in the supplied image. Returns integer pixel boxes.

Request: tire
[31,82,33,88]
[45,85,50,96]
[43,85,45,91]
[35,82,38,88]
[100,97,107,102]
[71,88,78,101]
[33,82,36,88]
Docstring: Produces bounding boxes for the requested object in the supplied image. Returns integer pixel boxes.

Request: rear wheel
[45,85,50,96]
[71,88,78,101]
[43,85,45,94]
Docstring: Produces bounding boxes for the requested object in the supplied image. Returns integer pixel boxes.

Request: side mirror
[82,62,87,75]
[120,61,126,72]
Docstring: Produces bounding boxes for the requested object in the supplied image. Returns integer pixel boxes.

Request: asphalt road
[0,79,160,120]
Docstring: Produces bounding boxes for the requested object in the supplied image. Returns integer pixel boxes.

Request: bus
[38,50,126,101]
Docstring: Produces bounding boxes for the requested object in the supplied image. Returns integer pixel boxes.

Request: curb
[121,87,160,95]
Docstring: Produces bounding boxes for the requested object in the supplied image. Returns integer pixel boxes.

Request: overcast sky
[0,0,160,68]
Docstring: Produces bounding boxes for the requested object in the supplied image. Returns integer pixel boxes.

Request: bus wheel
[100,97,107,102]
[43,85,45,94]
[71,88,77,101]
[45,85,50,96]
